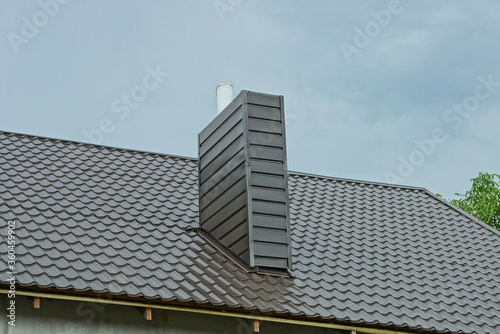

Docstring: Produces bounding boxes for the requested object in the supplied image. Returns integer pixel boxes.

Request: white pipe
[216,83,234,114]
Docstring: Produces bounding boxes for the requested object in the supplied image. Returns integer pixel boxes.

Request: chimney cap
[216,83,233,91]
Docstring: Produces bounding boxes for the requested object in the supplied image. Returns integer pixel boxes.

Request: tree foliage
[450,172,500,231]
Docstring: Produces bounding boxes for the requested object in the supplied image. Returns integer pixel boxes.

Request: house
[1,90,499,334]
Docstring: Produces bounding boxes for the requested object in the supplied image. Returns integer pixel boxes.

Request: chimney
[198,90,292,271]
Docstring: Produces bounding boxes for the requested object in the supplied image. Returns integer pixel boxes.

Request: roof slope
[0,131,499,333]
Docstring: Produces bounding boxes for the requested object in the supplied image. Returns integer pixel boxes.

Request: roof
[1,130,499,333]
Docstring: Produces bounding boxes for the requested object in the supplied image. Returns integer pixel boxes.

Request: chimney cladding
[198,89,292,271]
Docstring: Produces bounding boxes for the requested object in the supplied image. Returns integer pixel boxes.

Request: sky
[1,0,499,198]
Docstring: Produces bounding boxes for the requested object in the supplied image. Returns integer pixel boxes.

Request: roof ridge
[0,129,198,162]
[288,170,426,191]
[423,188,500,238]
[1,129,430,192]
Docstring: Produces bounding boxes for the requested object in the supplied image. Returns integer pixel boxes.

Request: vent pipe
[216,83,234,114]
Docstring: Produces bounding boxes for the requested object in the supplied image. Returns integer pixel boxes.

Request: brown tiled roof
[1,131,499,333]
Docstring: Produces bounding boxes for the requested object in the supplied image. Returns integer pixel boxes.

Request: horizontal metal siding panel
[199,112,243,156]
[249,146,284,162]
[200,124,244,169]
[251,174,286,189]
[253,227,288,244]
[252,187,286,203]
[248,118,282,134]
[254,256,288,269]
[250,160,285,176]
[248,131,283,148]
[247,105,281,121]
[252,200,287,216]
[231,234,250,258]
[200,138,245,175]
[247,92,281,108]
[200,177,246,219]
[252,214,288,229]
[199,104,243,144]
[200,147,245,185]
[219,219,249,248]
[253,242,289,258]
[199,157,245,196]
[200,164,245,209]
[200,189,247,232]
[212,206,247,238]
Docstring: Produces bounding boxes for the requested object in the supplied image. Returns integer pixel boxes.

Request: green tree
[449,172,500,231]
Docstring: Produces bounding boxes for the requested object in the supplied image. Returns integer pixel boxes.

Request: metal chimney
[216,83,234,114]
[199,90,292,272]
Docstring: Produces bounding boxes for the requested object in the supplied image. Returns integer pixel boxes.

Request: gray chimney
[198,90,292,271]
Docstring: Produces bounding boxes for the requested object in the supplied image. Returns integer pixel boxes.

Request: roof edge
[0,129,464,196]
[422,188,500,237]
[288,170,427,192]
[0,288,420,334]
[0,129,198,162]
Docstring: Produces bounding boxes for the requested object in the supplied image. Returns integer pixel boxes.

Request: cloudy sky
[1,0,499,198]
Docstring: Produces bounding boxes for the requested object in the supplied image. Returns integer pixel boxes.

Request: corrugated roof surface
[0,131,499,333]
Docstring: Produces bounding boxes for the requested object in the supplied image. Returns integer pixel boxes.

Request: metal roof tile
[1,131,499,334]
